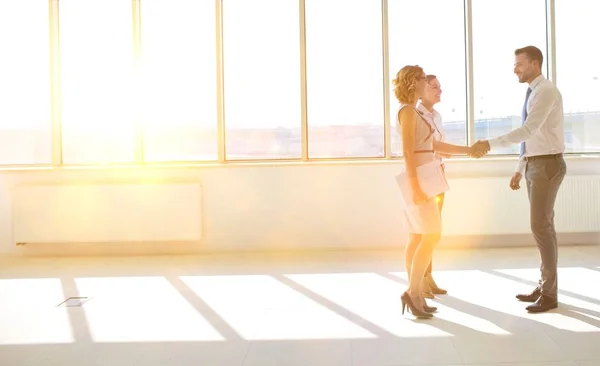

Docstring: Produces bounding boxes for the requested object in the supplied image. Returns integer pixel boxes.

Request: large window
[140,0,217,162]
[3,1,599,168]
[223,0,301,160]
[388,0,467,156]
[472,0,548,155]
[305,0,384,158]
[60,0,136,164]
[556,0,600,153]
[0,1,51,164]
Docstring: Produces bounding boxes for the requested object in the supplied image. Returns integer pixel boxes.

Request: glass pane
[223,0,301,160]
[388,0,467,156]
[305,0,383,158]
[472,0,547,154]
[556,0,600,153]
[60,0,135,164]
[0,1,51,164]
[140,0,217,162]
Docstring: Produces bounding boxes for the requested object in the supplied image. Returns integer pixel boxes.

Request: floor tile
[351,337,462,366]
[243,340,351,366]
[1,246,599,366]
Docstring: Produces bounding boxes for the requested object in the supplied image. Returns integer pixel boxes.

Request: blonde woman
[394,66,481,318]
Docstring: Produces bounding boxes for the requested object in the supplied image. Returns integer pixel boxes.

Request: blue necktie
[520,87,533,157]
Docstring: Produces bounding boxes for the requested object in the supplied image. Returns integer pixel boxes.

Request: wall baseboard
[4,232,597,257]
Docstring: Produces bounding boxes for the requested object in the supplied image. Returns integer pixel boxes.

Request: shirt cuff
[516,158,526,175]
[488,137,503,149]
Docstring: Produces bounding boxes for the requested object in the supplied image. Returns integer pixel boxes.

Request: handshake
[467,140,490,158]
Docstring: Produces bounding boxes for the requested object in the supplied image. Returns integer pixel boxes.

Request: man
[473,45,567,313]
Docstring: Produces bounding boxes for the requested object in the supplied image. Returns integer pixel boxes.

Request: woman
[417,74,448,298]
[394,66,480,318]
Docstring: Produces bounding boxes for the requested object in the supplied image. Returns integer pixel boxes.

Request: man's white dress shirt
[488,74,565,174]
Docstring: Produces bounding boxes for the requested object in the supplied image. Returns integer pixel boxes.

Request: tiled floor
[1,245,600,366]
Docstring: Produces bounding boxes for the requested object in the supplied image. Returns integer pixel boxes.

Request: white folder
[396,160,449,205]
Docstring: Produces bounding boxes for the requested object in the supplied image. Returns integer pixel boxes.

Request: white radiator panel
[12,183,202,244]
[442,175,600,236]
[554,176,600,232]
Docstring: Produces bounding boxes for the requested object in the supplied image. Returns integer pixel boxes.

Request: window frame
[0,0,597,170]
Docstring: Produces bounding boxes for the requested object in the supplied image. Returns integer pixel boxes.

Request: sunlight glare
[495,268,600,302]
[0,3,50,129]
[75,277,225,342]
[433,269,600,332]
[386,272,510,335]
[286,272,451,337]
[180,275,376,340]
[59,0,136,163]
[0,279,74,345]
[0,2,51,164]
[139,0,218,161]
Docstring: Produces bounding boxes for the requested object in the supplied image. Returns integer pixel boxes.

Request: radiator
[11,183,202,245]
[441,175,600,236]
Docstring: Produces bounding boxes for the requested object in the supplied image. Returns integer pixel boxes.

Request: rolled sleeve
[487,86,556,150]
[515,157,526,175]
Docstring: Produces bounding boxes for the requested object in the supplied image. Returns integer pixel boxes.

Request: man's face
[514,53,537,83]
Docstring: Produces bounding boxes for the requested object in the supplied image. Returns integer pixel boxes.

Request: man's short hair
[515,46,543,67]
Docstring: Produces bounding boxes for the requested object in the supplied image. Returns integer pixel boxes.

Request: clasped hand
[468,140,490,158]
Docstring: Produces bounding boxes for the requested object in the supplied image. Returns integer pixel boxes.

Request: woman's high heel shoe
[423,304,437,313]
[426,274,447,295]
[401,292,433,319]
[420,296,437,313]
[422,277,435,299]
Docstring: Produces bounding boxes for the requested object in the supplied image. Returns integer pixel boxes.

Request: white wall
[0,157,599,256]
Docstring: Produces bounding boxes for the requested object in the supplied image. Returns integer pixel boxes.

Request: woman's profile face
[423,77,442,105]
[429,78,442,104]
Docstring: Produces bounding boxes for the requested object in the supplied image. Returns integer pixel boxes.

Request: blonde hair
[392,65,424,104]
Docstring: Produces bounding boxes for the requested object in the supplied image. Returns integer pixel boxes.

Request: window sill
[0,153,598,173]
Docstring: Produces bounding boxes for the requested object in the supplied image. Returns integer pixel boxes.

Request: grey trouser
[525,154,567,299]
